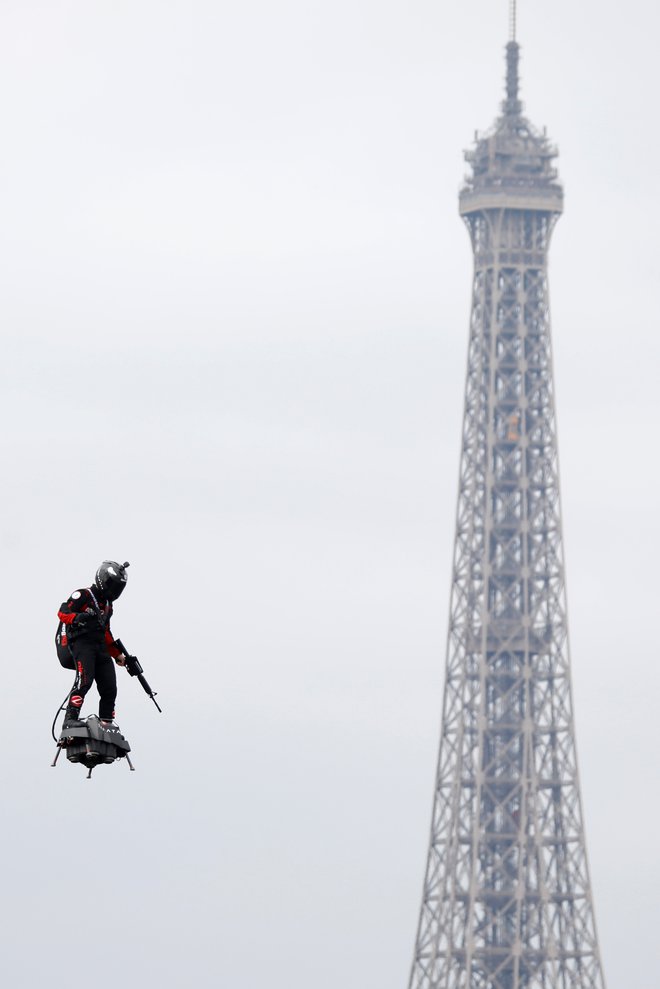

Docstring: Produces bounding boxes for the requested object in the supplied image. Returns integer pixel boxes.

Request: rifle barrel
[137,672,162,712]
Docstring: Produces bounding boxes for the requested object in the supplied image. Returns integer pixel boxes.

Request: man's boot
[63,695,84,729]
[99,706,116,729]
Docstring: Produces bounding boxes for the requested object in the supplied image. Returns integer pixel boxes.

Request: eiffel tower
[407,10,607,989]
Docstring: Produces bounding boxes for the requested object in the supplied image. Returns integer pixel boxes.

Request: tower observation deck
[407,30,607,989]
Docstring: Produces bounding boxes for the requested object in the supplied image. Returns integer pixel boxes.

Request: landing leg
[51,744,63,768]
[125,754,136,772]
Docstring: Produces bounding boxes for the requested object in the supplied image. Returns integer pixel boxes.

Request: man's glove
[72,610,101,631]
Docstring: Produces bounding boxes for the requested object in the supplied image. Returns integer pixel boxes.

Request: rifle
[115,639,162,713]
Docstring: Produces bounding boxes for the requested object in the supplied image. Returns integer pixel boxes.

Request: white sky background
[0,0,657,985]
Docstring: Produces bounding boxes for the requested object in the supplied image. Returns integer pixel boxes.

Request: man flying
[56,561,130,729]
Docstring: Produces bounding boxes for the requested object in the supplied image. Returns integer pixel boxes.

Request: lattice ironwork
[408,40,606,989]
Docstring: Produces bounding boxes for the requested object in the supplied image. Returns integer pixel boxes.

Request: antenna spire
[504,2,521,116]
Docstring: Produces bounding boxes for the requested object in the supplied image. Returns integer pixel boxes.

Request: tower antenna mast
[510,0,517,41]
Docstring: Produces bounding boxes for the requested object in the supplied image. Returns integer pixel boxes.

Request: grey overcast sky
[1,1,658,987]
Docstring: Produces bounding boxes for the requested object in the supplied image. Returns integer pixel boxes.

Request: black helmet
[95,560,130,601]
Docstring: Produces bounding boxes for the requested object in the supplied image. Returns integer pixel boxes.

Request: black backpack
[55,621,75,670]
